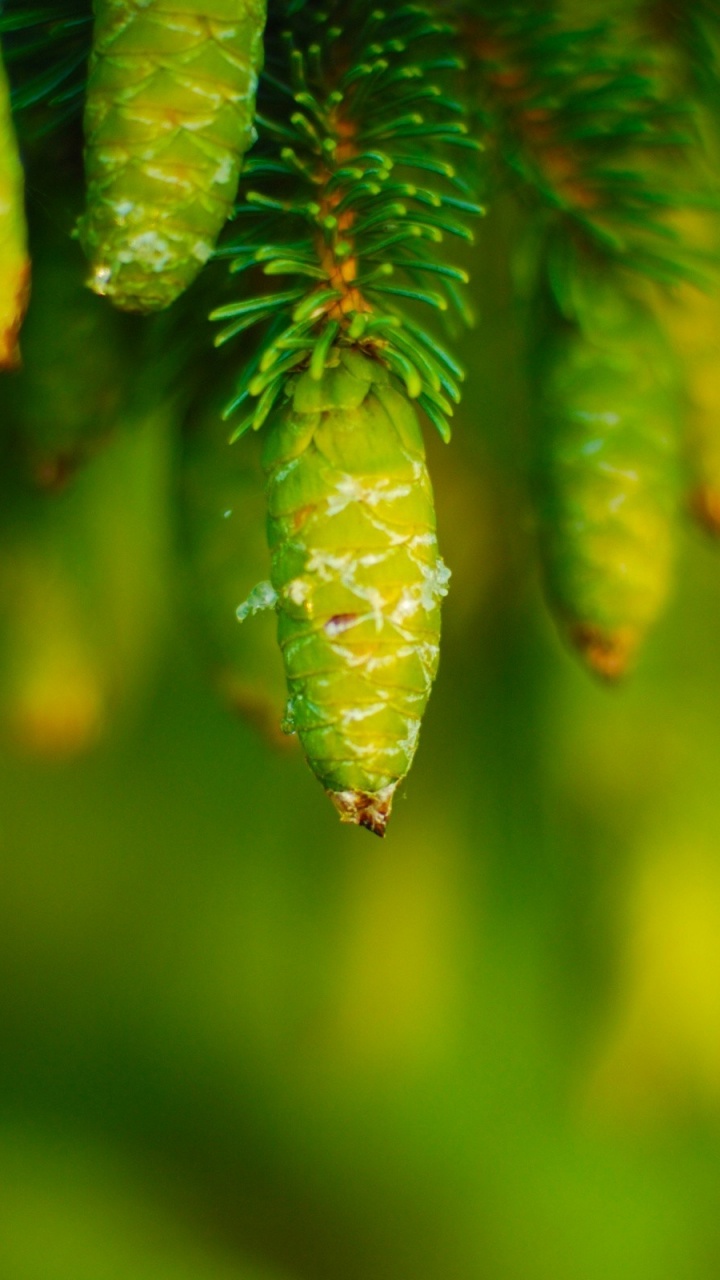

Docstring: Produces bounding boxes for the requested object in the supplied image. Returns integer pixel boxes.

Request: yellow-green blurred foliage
[5,202,720,1280]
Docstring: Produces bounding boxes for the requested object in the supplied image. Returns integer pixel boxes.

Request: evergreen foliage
[2,0,720,827]
[212,0,483,442]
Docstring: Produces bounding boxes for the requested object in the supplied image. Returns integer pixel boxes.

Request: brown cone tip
[328,783,398,837]
[569,623,638,683]
[689,486,720,538]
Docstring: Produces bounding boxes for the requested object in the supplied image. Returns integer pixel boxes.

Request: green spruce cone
[535,282,681,680]
[263,350,450,837]
[79,0,266,312]
[0,43,29,367]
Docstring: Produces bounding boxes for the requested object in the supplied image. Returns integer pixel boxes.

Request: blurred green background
[2,197,720,1280]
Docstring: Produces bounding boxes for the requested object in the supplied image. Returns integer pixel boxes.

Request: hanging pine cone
[78,0,267,311]
[264,350,449,834]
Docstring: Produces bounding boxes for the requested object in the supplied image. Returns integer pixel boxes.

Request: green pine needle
[213,0,484,438]
[0,0,91,132]
[467,0,711,288]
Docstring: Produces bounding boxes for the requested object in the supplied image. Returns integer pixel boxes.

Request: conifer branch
[212,0,485,443]
[463,0,708,289]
